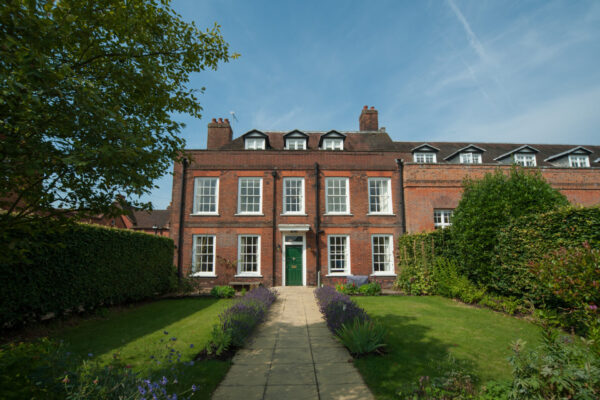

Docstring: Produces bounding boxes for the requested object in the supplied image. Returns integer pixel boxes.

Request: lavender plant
[314,286,370,333]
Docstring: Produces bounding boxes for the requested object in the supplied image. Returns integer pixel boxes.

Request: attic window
[245,138,265,150]
[569,155,589,168]
[514,153,536,167]
[459,153,482,164]
[414,152,436,163]
[322,138,343,150]
[286,138,306,150]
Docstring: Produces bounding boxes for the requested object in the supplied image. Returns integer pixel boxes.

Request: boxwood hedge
[1,220,176,328]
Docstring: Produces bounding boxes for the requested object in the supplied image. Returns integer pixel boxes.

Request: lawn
[353,296,542,399]
[53,297,233,399]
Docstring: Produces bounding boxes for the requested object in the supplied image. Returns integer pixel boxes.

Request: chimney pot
[370,106,375,110]
[363,105,368,110]
[211,118,217,123]
[218,118,223,123]
[224,118,230,124]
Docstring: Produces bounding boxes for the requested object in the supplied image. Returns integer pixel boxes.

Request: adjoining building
[170,106,600,288]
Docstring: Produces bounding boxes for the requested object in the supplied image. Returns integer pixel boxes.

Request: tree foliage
[0,0,237,230]
[450,167,568,283]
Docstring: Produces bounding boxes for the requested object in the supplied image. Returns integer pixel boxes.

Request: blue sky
[146,0,600,208]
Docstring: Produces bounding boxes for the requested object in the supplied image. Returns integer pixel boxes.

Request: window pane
[194,178,217,213]
[372,235,392,272]
[434,210,453,229]
[193,236,214,274]
[239,178,261,213]
[369,179,391,213]
[283,178,303,213]
[239,236,259,273]
[329,236,348,274]
[326,178,348,213]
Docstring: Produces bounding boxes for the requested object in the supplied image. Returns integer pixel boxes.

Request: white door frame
[282,233,306,286]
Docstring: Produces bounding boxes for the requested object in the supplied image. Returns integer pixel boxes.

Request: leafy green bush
[505,329,600,399]
[395,262,435,295]
[529,243,600,335]
[207,325,232,356]
[335,282,359,295]
[336,319,386,356]
[0,219,175,327]
[493,206,600,298]
[451,168,568,284]
[358,282,382,296]
[210,285,236,298]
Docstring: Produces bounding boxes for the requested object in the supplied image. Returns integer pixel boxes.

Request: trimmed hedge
[397,228,453,267]
[1,220,176,327]
[492,206,600,297]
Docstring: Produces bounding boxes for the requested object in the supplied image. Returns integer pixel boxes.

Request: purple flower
[189,344,194,348]
[171,337,177,341]
[589,304,598,310]
[164,331,169,335]
[87,353,93,357]
[161,376,168,385]
[138,386,146,395]
[191,384,197,392]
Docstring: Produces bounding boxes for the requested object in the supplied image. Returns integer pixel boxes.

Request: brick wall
[403,163,600,232]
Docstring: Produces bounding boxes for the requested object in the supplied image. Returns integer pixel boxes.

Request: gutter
[314,163,321,284]
[177,158,188,284]
[271,170,278,287]
[396,159,406,234]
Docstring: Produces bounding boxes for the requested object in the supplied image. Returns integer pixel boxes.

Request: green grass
[353,296,542,399]
[52,297,233,399]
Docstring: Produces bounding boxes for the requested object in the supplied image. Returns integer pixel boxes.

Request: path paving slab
[211,286,374,400]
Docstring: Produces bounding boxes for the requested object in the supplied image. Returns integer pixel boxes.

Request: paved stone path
[212,286,374,400]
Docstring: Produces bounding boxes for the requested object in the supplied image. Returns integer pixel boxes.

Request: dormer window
[459,153,482,164]
[242,130,269,150]
[286,138,306,150]
[569,155,589,168]
[319,130,346,150]
[245,138,265,150]
[284,130,309,150]
[514,153,536,167]
[412,144,439,163]
[322,138,343,150]
[414,152,436,163]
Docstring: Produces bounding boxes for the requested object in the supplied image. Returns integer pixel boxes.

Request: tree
[450,167,568,284]
[0,0,237,231]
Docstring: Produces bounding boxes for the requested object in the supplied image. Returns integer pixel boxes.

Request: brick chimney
[206,118,233,149]
[359,106,378,131]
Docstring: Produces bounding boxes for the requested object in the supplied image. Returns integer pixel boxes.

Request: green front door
[285,245,303,286]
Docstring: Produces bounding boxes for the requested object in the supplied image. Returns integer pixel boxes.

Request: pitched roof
[544,146,593,162]
[130,210,170,229]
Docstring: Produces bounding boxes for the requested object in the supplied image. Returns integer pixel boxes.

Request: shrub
[205,286,277,354]
[529,243,600,335]
[336,319,386,356]
[314,286,370,334]
[210,285,236,298]
[358,282,381,296]
[0,219,176,328]
[505,329,600,399]
[493,206,600,298]
[335,282,358,295]
[451,168,568,284]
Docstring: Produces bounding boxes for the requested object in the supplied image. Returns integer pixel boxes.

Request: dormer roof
[283,130,309,139]
[411,143,440,153]
[443,144,486,161]
[544,146,593,162]
[493,145,539,161]
[242,130,270,148]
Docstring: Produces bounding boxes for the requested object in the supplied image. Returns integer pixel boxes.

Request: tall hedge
[1,220,176,328]
[397,228,453,269]
[491,206,600,297]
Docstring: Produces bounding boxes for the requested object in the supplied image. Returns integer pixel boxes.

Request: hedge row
[491,207,600,297]
[397,228,453,269]
[1,220,176,327]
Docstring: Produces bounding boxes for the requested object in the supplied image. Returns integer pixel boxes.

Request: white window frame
[322,138,344,150]
[434,209,453,229]
[371,235,394,275]
[514,153,536,167]
[191,235,216,277]
[245,138,265,150]
[192,177,219,215]
[459,153,482,164]
[237,235,261,276]
[569,155,589,168]
[282,177,305,214]
[325,177,350,215]
[285,138,307,150]
[237,177,263,214]
[368,178,393,214]
[413,152,437,163]
[328,235,350,275]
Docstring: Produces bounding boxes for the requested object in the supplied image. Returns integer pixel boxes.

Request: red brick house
[170,106,600,288]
